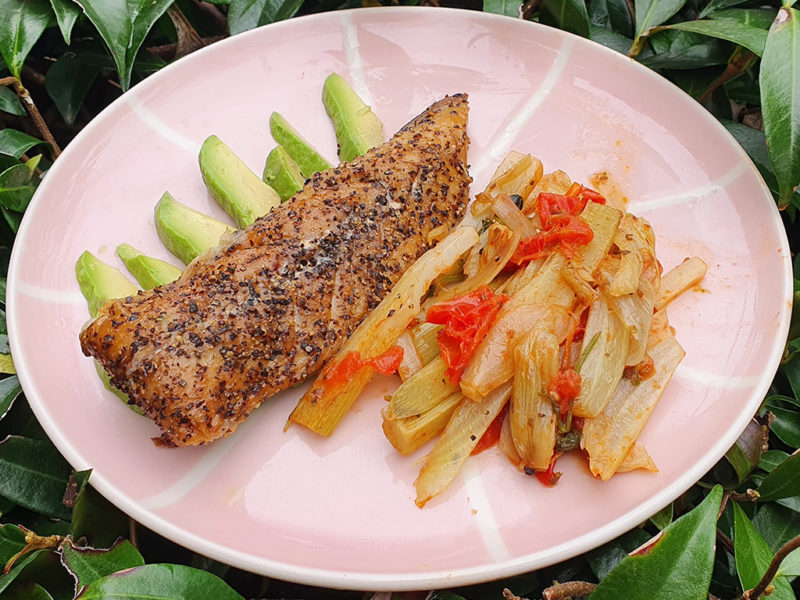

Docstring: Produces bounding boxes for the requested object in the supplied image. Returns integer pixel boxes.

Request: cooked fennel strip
[606,215,659,366]
[387,357,458,419]
[582,335,685,480]
[511,322,560,471]
[440,223,520,300]
[382,391,463,455]
[288,226,479,436]
[460,301,571,401]
[410,322,442,367]
[573,294,629,418]
[460,202,621,401]
[657,257,708,310]
[617,441,658,473]
[396,331,423,381]
[415,382,512,507]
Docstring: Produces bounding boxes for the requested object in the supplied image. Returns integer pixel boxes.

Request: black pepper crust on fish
[80,94,471,447]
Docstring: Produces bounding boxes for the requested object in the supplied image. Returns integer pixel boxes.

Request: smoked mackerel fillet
[80,94,471,447]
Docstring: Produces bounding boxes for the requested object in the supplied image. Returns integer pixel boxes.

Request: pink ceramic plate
[7,7,792,590]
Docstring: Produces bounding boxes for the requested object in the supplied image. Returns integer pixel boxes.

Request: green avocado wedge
[263,146,305,201]
[75,251,142,413]
[269,112,332,177]
[75,250,138,318]
[154,192,235,265]
[199,135,281,228]
[322,73,384,162]
[116,243,182,290]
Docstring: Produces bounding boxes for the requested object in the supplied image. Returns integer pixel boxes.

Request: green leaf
[591,25,638,53]
[634,0,688,42]
[0,162,37,213]
[590,0,633,37]
[483,0,521,17]
[227,0,304,35]
[641,31,729,69]
[540,0,591,37]
[0,87,25,116]
[71,485,129,549]
[0,0,52,79]
[0,435,71,519]
[590,485,722,600]
[698,0,748,18]
[752,503,800,551]
[0,375,21,421]
[50,0,81,44]
[764,395,800,447]
[721,121,779,195]
[76,564,245,600]
[0,550,46,595]
[45,53,100,125]
[0,523,26,564]
[587,528,653,580]
[76,0,175,90]
[733,502,796,600]
[778,548,800,578]
[760,7,800,208]
[7,581,54,600]
[758,451,800,501]
[663,9,776,56]
[62,539,144,589]
[761,450,791,473]
[725,418,765,483]
[650,503,674,530]
[0,129,44,159]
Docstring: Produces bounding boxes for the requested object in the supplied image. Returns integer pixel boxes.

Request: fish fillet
[80,94,471,447]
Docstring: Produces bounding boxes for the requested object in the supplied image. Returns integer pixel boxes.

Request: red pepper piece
[472,404,508,455]
[535,453,562,487]
[426,285,508,384]
[549,368,582,418]
[510,214,594,266]
[323,345,404,391]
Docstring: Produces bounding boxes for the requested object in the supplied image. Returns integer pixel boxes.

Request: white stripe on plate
[634,161,750,213]
[138,417,255,510]
[470,37,575,182]
[124,95,198,154]
[340,12,373,107]
[15,280,85,304]
[675,363,760,390]
[462,460,512,562]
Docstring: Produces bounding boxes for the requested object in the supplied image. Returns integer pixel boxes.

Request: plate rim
[7,6,793,590]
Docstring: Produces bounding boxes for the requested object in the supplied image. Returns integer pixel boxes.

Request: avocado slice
[199,135,281,228]
[263,146,305,202]
[117,243,182,290]
[322,73,384,162]
[154,192,235,265]
[75,250,138,317]
[269,112,332,177]
[75,251,143,412]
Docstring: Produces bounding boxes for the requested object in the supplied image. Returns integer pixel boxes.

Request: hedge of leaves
[0,1,798,599]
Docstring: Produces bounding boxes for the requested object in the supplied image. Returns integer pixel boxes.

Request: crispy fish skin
[80,94,471,447]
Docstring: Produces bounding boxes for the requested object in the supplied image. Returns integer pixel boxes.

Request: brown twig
[542,581,598,599]
[167,5,206,60]
[736,534,800,600]
[697,50,756,104]
[717,529,735,555]
[0,77,61,158]
[520,0,542,19]
[729,489,760,503]
[128,518,139,549]
[194,0,229,34]
[503,589,523,600]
